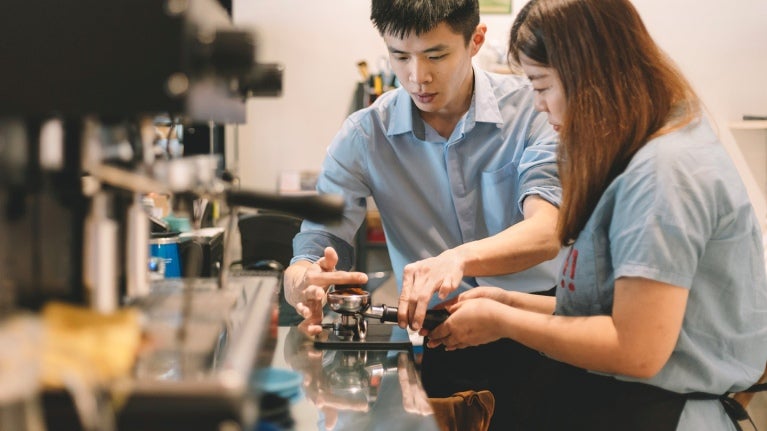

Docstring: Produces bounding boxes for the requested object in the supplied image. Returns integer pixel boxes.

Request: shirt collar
[387,67,504,137]
[473,67,504,125]
[388,88,418,136]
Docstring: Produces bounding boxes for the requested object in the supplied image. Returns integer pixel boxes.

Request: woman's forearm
[505,290,556,314]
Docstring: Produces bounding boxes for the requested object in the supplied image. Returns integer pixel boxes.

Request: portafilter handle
[362,305,449,330]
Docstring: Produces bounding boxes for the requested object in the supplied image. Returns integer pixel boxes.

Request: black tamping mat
[314,322,412,350]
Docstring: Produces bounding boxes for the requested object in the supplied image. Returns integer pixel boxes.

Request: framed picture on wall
[480,0,512,14]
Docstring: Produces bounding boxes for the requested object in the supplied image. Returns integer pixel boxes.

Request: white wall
[231,0,767,224]
[632,0,767,226]
[230,0,385,191]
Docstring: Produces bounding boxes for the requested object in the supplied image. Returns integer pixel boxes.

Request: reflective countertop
[271,325,441,431]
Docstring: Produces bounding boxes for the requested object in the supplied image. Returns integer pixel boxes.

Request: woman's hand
[454,286,513,305]
[426,298,507,351]
[417,286,513,337]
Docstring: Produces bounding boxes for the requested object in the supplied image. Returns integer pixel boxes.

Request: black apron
[421,288,560,431]
[421,337,548,431]
[422,285,764,430]
[423,339,764,431]
[525,356,761,431]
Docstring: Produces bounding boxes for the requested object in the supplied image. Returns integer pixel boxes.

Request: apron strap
[718,396,748,431]
[687,392,755,431]
[739,382,767,393]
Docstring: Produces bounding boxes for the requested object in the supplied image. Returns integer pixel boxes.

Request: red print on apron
[560,247,578,291]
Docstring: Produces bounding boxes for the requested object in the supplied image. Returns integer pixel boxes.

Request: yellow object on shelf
[373,75,383,96]
[41,302,142,389]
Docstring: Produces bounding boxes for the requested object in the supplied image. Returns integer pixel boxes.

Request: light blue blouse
[555,118,767,430]
[293,68,566,305]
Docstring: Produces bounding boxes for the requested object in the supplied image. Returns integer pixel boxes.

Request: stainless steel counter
[117,274,279,430]
[36,274,282,431]
[271,325,440,431]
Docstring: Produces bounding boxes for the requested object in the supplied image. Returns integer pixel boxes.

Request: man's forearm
[459,195,560,277]
[460,225,559,276]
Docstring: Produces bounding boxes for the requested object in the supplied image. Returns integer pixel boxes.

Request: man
[284,1,566,428]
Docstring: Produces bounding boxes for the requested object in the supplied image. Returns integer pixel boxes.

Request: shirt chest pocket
[480,160,522,235]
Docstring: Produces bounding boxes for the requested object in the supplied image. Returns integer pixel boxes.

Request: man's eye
[429,54,447,61]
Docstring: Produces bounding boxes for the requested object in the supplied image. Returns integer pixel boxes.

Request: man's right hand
[398,248,467,331]
[284,247,368,335]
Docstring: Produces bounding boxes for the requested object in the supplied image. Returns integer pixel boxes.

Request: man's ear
[470,23,488,56]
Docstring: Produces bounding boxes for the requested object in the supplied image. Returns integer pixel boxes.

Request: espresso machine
[0,1,341,429]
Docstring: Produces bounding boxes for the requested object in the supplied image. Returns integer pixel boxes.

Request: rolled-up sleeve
[291,230,356,271]
[517,112,561,211]
[291,116,372,271]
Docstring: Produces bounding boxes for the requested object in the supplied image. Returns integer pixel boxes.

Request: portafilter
[326,286,449,341]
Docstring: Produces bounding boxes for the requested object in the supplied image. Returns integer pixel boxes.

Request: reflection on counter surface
[277,325,440,431]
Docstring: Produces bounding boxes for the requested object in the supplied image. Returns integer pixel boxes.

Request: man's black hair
[371,0,480,43]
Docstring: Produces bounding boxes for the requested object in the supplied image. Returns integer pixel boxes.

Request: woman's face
[519,53,566,133]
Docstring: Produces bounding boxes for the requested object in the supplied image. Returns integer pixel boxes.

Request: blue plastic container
[149,232,182,278]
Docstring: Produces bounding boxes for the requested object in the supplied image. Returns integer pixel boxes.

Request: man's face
[384,22,483,117]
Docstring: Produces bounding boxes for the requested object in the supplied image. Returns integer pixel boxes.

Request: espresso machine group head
[0,0,293,313]
[0,3,347,429]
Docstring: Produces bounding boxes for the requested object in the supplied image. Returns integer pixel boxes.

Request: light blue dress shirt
[554,118,767,430]
[293,68,566,306]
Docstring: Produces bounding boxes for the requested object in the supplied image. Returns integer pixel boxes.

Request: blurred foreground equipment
[0,1,339,429]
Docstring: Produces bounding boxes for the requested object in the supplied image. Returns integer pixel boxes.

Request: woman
[426,0,767,429]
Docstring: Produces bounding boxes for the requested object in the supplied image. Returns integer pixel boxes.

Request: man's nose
[408,59,431,85]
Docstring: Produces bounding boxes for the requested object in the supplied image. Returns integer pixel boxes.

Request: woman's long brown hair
[509,0,700,245]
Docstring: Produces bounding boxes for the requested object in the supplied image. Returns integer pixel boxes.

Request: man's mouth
[415,92,436,103]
